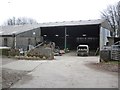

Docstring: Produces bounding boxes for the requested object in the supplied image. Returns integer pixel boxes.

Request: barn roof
[0,19,110,36]
[0,24,40,36]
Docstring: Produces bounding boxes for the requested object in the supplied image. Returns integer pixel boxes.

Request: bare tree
[4,17,38,26]
[101,1,120,37]
[117,1,120,37]
[16,18,22,25]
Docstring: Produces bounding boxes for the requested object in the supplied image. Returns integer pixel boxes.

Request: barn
[40,19,110,53]
[0,19,110,54]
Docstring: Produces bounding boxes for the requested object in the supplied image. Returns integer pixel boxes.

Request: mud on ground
[85,61,119,73]
[2,68,29,89]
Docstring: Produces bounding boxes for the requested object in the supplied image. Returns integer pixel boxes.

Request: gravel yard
[2,57,17,65]
[1,52,119,88]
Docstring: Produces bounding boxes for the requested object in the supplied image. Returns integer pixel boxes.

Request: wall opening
[41,24,100,54]
[4,38,8,46]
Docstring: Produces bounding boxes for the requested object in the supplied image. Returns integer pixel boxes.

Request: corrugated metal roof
[40,19,105,27]
[0,19,108,35]
[0,24,40,35]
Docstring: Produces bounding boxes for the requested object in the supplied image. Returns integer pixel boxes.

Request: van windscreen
[78,47,87,49]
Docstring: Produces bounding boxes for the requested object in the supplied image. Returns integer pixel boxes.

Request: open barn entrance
[41,26,65,49]
[41,24,100,55]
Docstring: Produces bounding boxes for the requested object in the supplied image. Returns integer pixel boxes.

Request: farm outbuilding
[0,25,43,50]
[0,19,110,53]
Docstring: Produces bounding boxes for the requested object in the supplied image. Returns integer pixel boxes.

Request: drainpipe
[33,32,36,46]
[12,33,16,49]
[15,36,16,49]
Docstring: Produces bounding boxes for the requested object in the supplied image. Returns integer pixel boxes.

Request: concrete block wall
[0,27,43,51]
[0,37,14,47]
[16,37,42,50]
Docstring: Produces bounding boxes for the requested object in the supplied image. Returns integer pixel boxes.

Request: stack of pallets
[111,45,120,60]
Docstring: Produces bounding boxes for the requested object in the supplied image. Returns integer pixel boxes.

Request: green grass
[104,61,119,65]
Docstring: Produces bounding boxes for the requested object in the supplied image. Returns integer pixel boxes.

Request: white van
[77,45,89,56]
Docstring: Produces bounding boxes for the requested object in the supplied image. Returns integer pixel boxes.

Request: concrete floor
[2,52,118,88]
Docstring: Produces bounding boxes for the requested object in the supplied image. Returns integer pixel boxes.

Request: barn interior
[41,24,100,54]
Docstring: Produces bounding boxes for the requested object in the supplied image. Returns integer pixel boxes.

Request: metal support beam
[64,27,67,51]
